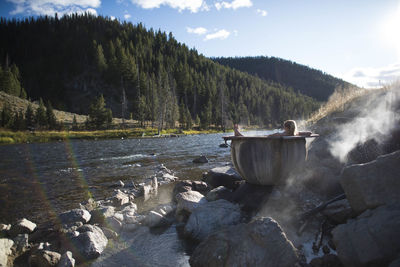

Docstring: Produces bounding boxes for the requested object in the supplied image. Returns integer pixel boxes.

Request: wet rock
[111,190,130,207]
[29,250,61,267]
[332,204,400,266]
[340,150,400,214]
[322,198,355,224]
[59,209,91,225]
[193,156,208,163]
[184,199,241,241]
[202,166,242,190]
[111,180,125,188]
[219,143,229,148]
[67,224,108,262]
[176,191,207,215]
[189,217,299,267]
[309,254,343,267]
[0,238,14,267]
[206,186,232,201]
[57,251,75,267]
[9,218,37,237]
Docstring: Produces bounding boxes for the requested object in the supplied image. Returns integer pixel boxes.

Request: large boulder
[176,191,207,215]
[202,166,242,190]
[332,204,400,266]
[173,180,209,200]
[57,251,75,267]
[340,150,400,214]
[111,190,130,207]
[206,186,232,201]
[59,209,91,225]
[29,250,61,267]
[67,224,108,262]
[184,199,241,241]
[189,217,299,267]
[8,218,37,237]
[230,182,273,213]
[89,206,115,225]
[0,238,14,267]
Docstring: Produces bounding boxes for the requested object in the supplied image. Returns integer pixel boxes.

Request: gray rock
[332,204,400,266]
[322,198,355,224]
[206,186,232,201]
[193,155,208,163]
[111,190,130,207]
[89,206,115,225]
[389,258,400,267]
[105,216,123,232]
[143,211,169,228]
[153,203,176,216]
[173,180,209,201]
[143,177,158,201]
[176,191,207,215]
[340,150,400,214]
[100,227,118,240]
[69,224,108,261]
[79,197,98,212]
[184,199,241,241]
[0,238,14,267]
[29,250,61,267]
[57,251,75,267]
[13,233,29,253]
[121,203,138,215]
[202,166,242,190]
[122,223,140,232]
[309,254,344,267]
[189,217,299,267]
[59,209,91,225]
[9,218,37,237]
[0,224,10,238]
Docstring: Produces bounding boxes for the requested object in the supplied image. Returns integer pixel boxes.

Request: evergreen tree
[88,94,112,129]
[25,103,35,129]
[1,103,12,127]
[11,110,25,131]
[195,115,200,128]
[46,100,57,129]
[185,107,192,130]
[35,98,47,128]
[72,115,78,130]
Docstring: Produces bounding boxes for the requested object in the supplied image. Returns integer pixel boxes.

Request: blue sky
[1,0,399,88]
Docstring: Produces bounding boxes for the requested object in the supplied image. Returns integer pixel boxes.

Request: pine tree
[88,94,112,129]
[1,103,12,127]
[25,103,35,130]
[72,115,78,130]
[46,100,57,129]
[35,98,47,128]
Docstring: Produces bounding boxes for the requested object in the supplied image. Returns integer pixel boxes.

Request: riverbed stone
[340,150,400,214]
[176,191,207,215]
[13,233,29,253]
[101,227,118,239]
[143,211,169,228]
[173,180,209,201]
[111,190,130,207]
[184,199,241,241]
[206,186,232,201]
[193,155,208,163]
[332,203,400,266]
[322,198,355,224]
[0,238,14,267]
[29,250,61,267]
[9,218,37,237]
[59,209,91,225]
[143,177,158,201]
[105,216,123,232]
[57,251,75,267]
[189,217,299,267]
[89,206,115,225]
[309,254,344,267]
[202,166,242,190]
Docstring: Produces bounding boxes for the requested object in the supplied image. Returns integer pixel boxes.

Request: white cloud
[342,63,400,88]
[204,29,230,41]
[233,29,238,36]
[124,13,131,19]
[256,8,267,16]
[130,0,207,13]
[186,26,207,35]
[7,0,100,16]
[215,0,252,10]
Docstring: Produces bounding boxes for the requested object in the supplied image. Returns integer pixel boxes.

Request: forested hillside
[0,14,319,129]
[213,56,353,101]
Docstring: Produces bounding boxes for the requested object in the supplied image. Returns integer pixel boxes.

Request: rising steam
[329,83,400,162]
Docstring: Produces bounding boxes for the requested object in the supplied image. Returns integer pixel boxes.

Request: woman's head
[283,120,298,136]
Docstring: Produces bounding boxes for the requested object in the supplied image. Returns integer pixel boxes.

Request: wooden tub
[223,134,318,185]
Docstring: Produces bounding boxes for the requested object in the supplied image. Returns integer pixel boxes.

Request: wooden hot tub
[223,134,319,185]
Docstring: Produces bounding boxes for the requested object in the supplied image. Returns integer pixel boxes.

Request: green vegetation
[213,56,353,101]
[0,14,319,131]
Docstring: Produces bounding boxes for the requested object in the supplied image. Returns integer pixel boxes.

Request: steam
[329,83,400,162]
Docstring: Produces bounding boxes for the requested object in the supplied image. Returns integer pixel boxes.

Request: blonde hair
[283,120,298,136]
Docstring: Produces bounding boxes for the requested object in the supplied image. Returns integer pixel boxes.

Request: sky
[0,0,400,88]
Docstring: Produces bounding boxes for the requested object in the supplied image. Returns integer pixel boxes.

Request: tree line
[0,14,320,130]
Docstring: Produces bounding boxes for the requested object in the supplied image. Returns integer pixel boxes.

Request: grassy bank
[0,128,226,145]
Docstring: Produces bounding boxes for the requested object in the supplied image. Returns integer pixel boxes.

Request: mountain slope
[213,56,353,101]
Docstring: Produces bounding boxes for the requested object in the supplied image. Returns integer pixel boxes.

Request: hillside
[0,14,319,128]
[213,56,353,102]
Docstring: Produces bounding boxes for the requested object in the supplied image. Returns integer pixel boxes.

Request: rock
[143,177,158,201]
[193,156,208,163]
[59,209,91,225]
[0,224,10,238]
[0,238,14,267]
[111,190,130,207]
[79,198,97,212]
[322,198,355,224]
[184,199,241,241]
[112,180,125,188]
[57,251,75,267]
[340,150,400,214]
[176,191,207,215]
[389,258,400,267]
[202,166,242,190]
[219,143,229,148]
[332,204,400,266]
[13,233,29,253]
[8,218,37,237]
[89,206,115,225]
[153,203,176,216]
[230,182,273,213]
[101,227,118,240]
[143,211,169,228]
[68,224,108,262]
[173,180,209,201]
[123,223,140,232]
[189,217,299,267]
[105,216,123,232]
[120,203,138,216]
[157,173,179,185]
[309,254,344,267]
[29,250,61,267]
[206,186,232,201]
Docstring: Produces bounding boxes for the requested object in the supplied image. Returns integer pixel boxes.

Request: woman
[234,120,311,137]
